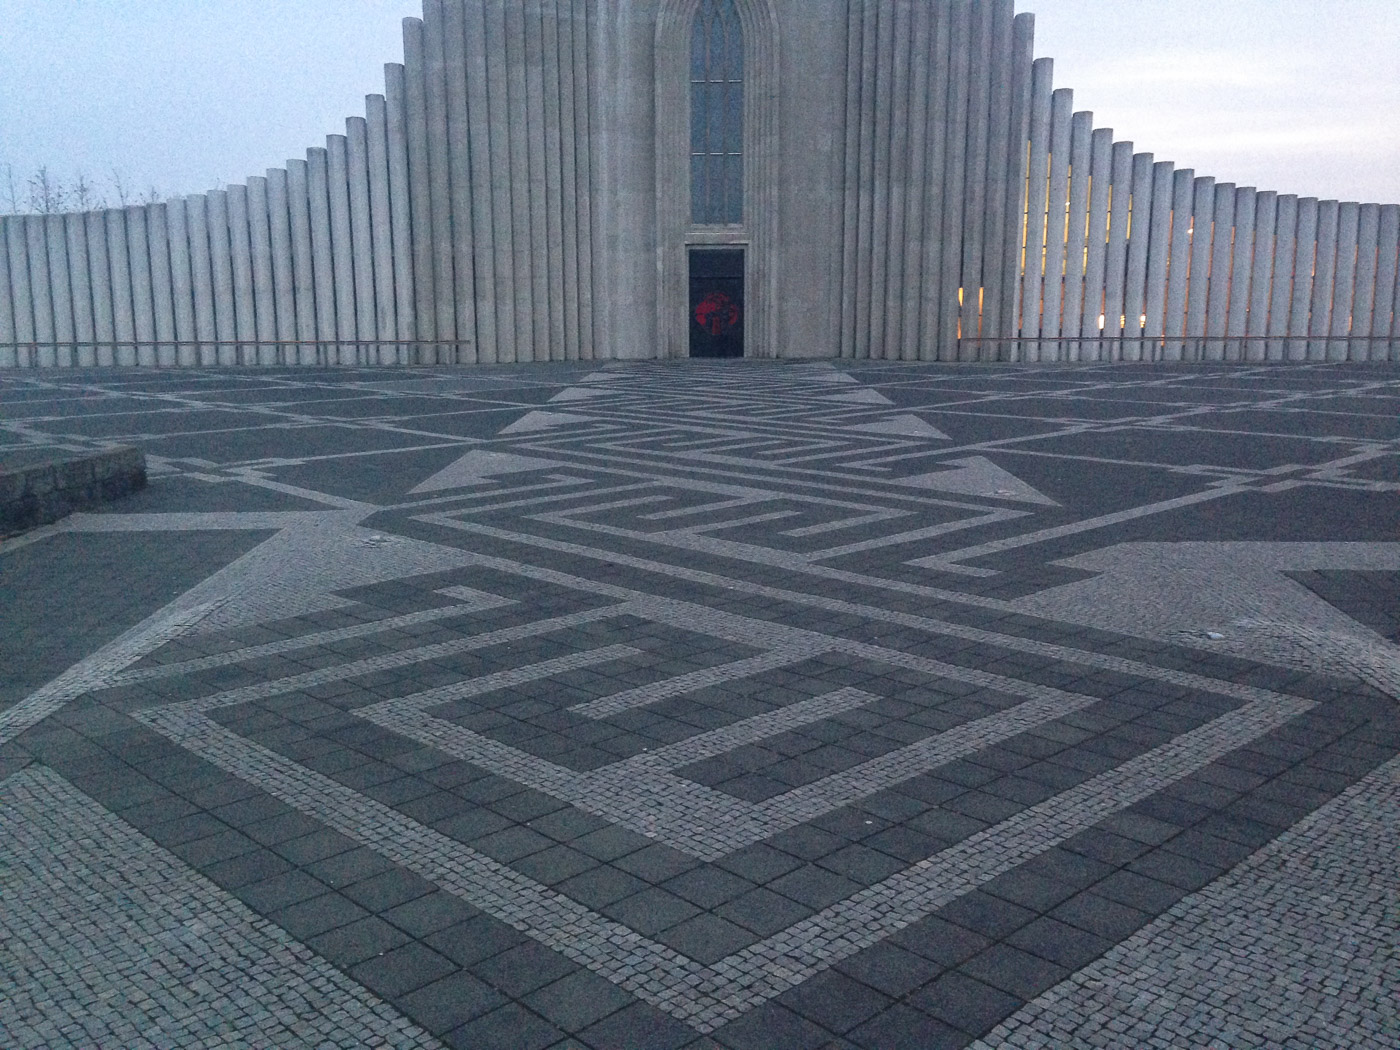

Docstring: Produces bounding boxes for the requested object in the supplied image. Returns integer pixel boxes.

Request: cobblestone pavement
[2,361,1397,1049]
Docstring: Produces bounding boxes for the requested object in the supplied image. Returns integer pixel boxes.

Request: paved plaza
[1,360,1398,1050]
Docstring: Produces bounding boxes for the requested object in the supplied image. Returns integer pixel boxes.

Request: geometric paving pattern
[2,360,1398,1048]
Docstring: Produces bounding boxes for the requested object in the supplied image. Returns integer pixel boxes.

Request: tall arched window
[691,0,743,225]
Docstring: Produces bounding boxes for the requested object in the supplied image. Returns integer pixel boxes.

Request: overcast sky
[1,0,1396,211]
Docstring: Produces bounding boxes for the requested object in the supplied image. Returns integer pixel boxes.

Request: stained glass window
[691,0,743,225]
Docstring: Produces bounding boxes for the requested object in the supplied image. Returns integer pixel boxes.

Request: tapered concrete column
[569,0,595,359]
[0,220,15,368]
[462,0,502,363]
[845,0,877,358]
[306,148,338,363]
[42,216,74,366]
[878,0,912,359]
[383,64,417,362]
[1329,202,1360,361]
[64,214,95,364]
[346,117,379,363]
[1038,89,1073,359]
[186,195,218,366]
[1374,205,1399,360]
[1121,153,1154,361]
[85,212,114,367]
[897,0,934,361]
[957,0,994,360]
[918,5,954,360]
[1266,195,1297,361]
[521,0,551,364]
[26,217,56,366]
[126,206,158,367]
[442,1,478,365]
[266,168,298,361]
[207,190,237,364]
[978,0,1017,355]
[422,0,456,364]
[166,197,198,367]
[286,159,319,361]
[1287,198,1319,361]
[1308,200,1340,361]
[4,219,34,366]
[1244,191,1277,363]
[146,204,177,368]
[402,17,437,362]
[555,0,585,361]
[246,177,278,365]
[1224,187,1256,361]
[106,209,137,366]
[1141,161,1175,360]
[936,0,973,361]
[226,186,258,364]
[504,0,536,363]
[1349,203,1380,357]
[1101,141,1133,356]
[326,135,358,364]
[995,12,1035,359]
[1061,110,1093,359]
[1078,128,1113,360]
[366,95,399,364]
[1202,183,1235,361]
[1018,58,1053,361]
[1182,177,1213,360]
[1161,168,1194,361]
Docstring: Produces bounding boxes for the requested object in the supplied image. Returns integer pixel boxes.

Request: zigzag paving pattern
[2,360,1398,1049]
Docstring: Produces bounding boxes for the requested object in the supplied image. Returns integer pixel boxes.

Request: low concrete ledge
[0,446,146,538]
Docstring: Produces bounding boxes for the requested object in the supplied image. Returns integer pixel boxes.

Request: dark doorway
[689,249,745,358]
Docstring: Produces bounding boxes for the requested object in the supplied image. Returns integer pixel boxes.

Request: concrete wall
[1,0,1396,367]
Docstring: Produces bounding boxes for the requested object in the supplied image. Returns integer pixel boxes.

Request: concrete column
[326,135,358,364]
[1349,203,1380,357]
[1121,153,1154,361]
[1161,168,1194,361]
[570,0,595,359]
[522,0,551,364]
[166,197,197,367]
[266,167,298,362]
[898,0,934,361]
[539,3,567,362]
[4,219,34,366]
[147,204,177,368]
[916,2,952,360]
[1061,109,1093,359]
[104,210,136,366]
[366,95,400,366]
[422,0,457,364]
[1266,195,1297,361]
[1100,142,1134,356]
[126,207,157,367]
[286,159,319,362]
[1078,128,1113,360]
[956,0,994,361]
[1245,190,1277,362]
[186,195,219,366]
[996,12,1034,359]
[1224,187,1256,361]
[1016,58,1052,360]
[225,186,257,365]
[246,177,278,365]
[850,0,879,359]
[206,190,237,364]
[346,117,379,362]
[504,0,535,363]
[384,64,418,362]
[936,0,972,361]
[837,0,865,358]
[442,0,478,365]
[306,149,339,363]
[1038,89,1072,360]
[538,2,566,362]
[402,17,437,362]
[1308,199,1339,361]
[27,217,57,366]
[1202,183,1235,361]
[1140,160,1174,360]
[978,0,1017,356]
[64,214,94,365]
[41,216,73,367]
[1287,198,1319,361]
[554,0,583,361]
[878,0,912,360]
[1373,204,1399,361]
[1329,202,1360,361]
[0,220,15,368]
[1182,177,1214,358]
[83,212,114,367]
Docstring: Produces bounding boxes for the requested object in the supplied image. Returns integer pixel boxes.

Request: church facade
[2,0,1397,368]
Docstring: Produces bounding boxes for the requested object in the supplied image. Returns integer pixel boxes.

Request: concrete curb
[0,447,145,538]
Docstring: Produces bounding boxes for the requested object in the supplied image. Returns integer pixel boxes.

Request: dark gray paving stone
[769,865,863,909]
[655,913,759,965]
[426,914,530,967]
[397,971,507,1034]
[715,887,811,936]
[835,940,944,998]
[775,968,893,1036]
[908,970,1022,1038]
[848,1004,968,1050]
[472,940,576,997]
[602,886,702,935]
[306,915,412,968]
[350,940,458,1000]
[579,1001,697,1050]
[524,969,637,1031]
[443,1002,565,1050]
[713,1002,836,1050]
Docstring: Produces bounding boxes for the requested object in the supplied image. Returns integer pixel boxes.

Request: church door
[689,249,745,358]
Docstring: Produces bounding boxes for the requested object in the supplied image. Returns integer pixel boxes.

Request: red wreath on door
[695,292,741,336]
